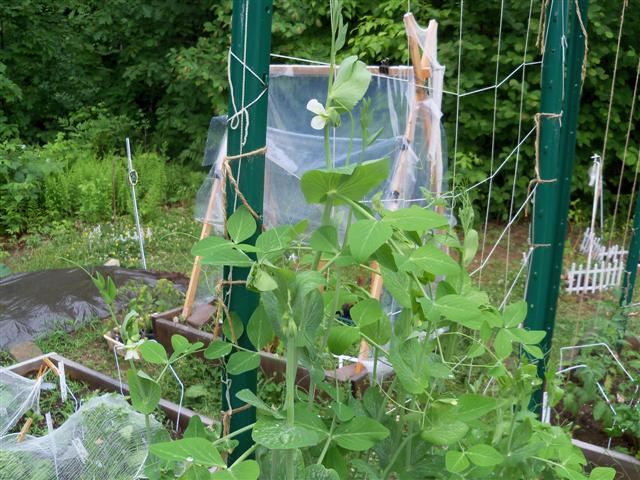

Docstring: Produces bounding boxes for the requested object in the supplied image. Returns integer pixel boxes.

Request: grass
[1,206,202,274]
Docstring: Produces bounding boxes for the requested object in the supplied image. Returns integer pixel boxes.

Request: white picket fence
[580,227,606,259]
[579,228,628,263]
[566,259,625,294]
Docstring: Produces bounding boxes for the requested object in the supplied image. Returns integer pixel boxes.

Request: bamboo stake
[182,136,228,319]
[17,418,33,442]
[356,14,440,374]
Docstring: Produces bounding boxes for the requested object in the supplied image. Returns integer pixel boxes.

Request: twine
[213,279,247,339]
[573,0,589,82]
[526,112,562,215]
[224,162,264,227]
[221,402,252,438]
[217,146,267,233]
[536,0,549,54]
[224,146,267,163]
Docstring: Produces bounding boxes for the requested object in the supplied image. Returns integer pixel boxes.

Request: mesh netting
[0,394,159,480]
[195,65,448,234]
[0,368,44,437]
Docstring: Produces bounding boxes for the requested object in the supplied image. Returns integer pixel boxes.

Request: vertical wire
[451,0,464,211]
[609,57,640,244]
[601,0,628,246]
[478,0,507,286]
[504,0,536,299]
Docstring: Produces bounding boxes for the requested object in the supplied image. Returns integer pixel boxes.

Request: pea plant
[123,2,616,479]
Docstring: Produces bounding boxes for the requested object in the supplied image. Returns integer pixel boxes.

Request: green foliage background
[0,0,638,224]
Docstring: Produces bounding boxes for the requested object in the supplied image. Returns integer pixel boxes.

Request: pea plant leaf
[203,340,233,360]
[236,388,283,419]
[302,464,340,480]
[255,225,296,261]
[421,419,469,445]
[510,328,546,345]
[589,467,616,480]
[350,298,391,345]
[311,225,340,253]
[171,334,191,356]
[329,55,371,112]
[247,303,275,350]
[523,344,545,359]
[212,460,260,480]
[247,264,278,292]
[347,219,393,263]
[150,437,225,468]
[226,351,260,375]
[494,328,513,360]
[227,206,257,243]
[332,416,390,451]
[193,236,253,267]
[436,295,483,329]
[445,450,470,474]
[127,369,161,415]
[388,338,430,394]
[183,415,209,440]
[381,205,449,234]
[252,417,322,449]
[456,394,497,422]
[409,244,460,277]
[222,312,245,344]
[466,443,504,467]
[300,158,389,205]
[327,325,360,355]
[503,300,527,328]
[139,340,168,365]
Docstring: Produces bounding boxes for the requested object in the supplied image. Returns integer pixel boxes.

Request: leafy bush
[0,136,201,235]
[0,141,61,234]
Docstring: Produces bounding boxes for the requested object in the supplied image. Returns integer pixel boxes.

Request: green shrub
[0,141,61,234]
[1,135,203,235]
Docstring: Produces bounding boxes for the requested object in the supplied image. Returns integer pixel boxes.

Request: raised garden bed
[151,306,369,394]
[6,353,215,432]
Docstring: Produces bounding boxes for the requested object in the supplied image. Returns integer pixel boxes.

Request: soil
[557,401,638,456]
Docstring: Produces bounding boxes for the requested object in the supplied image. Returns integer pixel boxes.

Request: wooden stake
[17,418,33,442]
[356,14,443,373]
[182,136,227,319]
[42,357,59,376]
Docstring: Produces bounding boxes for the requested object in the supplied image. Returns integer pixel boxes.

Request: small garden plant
[117,2,618,479]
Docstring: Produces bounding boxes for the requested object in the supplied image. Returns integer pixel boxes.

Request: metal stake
[524,0,590,412]
[222,0,273,463]
[125,138,147,270]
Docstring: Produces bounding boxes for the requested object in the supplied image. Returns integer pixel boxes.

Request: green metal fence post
[620,191,640,307]
[524,0,589,412]
[223,0,273,463]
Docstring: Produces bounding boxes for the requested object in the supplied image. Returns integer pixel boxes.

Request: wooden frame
[6,353,214,432]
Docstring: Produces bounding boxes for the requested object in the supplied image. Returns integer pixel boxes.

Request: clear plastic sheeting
[195,64,448,233]
[0,394,159,480]
[0,369,44,437]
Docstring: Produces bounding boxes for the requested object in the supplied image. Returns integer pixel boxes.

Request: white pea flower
[124,339,144,360]
[306,99,328,130]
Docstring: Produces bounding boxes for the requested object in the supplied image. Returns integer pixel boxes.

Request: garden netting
[0,393,160,480]
[0,267,187,350]
[195,64,448,234]
[0,368,46,437]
